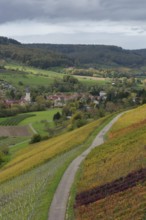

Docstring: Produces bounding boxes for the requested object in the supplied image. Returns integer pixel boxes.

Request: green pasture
[0,109,61,136]
[78,77,110,86]
[20,109,60,125]
[5,63,64,77]
[4,63,111,88]
[0,136,28,149]
[0,70,62,89]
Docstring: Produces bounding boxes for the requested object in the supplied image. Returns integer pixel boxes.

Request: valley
[0,36,146,220]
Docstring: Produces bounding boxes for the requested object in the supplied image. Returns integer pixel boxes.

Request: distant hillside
[133,48,146,58]
[1,36,146,69]
[0,36,21,45]
[27,43,146,68]
[0,37,73,68]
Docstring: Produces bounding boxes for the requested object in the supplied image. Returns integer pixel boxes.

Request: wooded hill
[1,36,146,69]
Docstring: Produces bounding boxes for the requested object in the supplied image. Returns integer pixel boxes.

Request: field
[19,109,60,125]
[0,136,28,148]
[0,115,112,220]
[0,109,61,136]
[0,116,109,183]
[20,109,61,135]
[3,63,109,88]
[0,69,63,89]
[0,126,31,137]
[73,104,146,220]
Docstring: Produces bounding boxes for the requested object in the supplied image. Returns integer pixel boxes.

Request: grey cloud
[0,0,146,24]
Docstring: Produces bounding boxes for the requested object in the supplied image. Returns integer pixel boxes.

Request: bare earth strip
[0,126,31,137]
[48,113,124,220]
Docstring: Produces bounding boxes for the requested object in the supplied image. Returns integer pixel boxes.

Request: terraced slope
[74,105,146,220]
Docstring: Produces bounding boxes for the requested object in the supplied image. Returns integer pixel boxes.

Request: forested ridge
[1,36,146,69]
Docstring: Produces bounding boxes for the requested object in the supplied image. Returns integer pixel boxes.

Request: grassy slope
[0,115,114,220]
[4,63,109,87]
[0,63,64,90]
[20,109,61,135]
[74,104,146,220]
[0,70,62,89]
[0,117,108,183]
[20,109,60,125]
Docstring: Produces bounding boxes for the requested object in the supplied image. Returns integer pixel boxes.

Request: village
[0,79,107,110]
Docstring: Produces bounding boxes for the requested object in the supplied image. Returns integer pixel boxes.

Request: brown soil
[75,168,146,207]
[0,126,31,137]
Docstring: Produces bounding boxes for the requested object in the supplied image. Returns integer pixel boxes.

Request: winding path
[29,123,38,134]
[48,113,124,220]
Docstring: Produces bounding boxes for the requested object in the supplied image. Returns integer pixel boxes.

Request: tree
[30,134,41,144]
[53,112,61,121]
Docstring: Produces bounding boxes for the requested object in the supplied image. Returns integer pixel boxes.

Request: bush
[30,134,41,144]
[53,112,61,121]
[0,151,5,165]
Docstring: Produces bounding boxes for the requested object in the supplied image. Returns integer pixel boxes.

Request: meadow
[0,115,113,220]
[0,70,62,89]
[20,108,61,135]
[3,63,109,88]
[73,104,146,220]
[0,109,61,136]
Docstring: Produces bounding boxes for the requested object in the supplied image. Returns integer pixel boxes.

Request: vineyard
[0,148,81,220]
[0,116,109,183]
[75,168,146,207]
[74,104,146,220]
[0,115,112,220]
[0,114,36,126]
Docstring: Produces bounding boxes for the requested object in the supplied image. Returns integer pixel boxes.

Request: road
[48,113,124,220]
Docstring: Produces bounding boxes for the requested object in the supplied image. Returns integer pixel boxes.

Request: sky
[0,0,146,49]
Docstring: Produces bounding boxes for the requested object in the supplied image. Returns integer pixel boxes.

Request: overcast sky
[0,0,146,49]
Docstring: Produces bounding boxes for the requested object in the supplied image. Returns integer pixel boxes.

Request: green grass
[20,109,60,126]
[20,109,61,135]
[0,137,29,168]
[0,136,28,148]
[0,70,62,89]
[4,63,111,88]
[9,140,30,157]
[5,63,64,77]
[0,109,61,136]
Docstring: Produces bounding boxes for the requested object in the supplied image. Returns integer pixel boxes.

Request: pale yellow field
[110,104,146,133]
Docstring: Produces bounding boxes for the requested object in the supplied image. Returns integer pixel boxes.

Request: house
[99,91,107,100]
[47,93,81,107]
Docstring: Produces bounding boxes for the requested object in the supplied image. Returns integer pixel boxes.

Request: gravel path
[48,113,124,220]
[29,123,38,134]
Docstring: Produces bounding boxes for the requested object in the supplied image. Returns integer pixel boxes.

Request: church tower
[24,87,31,103]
